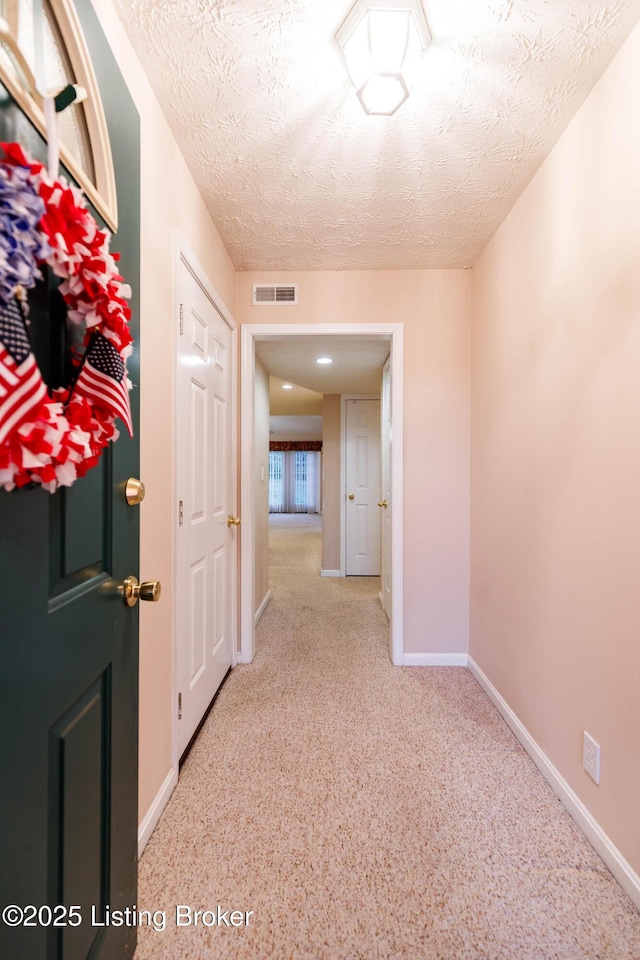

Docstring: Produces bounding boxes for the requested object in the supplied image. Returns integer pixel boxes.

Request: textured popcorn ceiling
[115,0,640,270]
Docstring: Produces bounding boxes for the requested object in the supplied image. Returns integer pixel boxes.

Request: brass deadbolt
[125,477,145,506]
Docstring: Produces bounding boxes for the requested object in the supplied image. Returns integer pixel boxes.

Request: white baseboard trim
[321,569,341,578]
[403,652,468,666]
[468,656,640,911]
[137,766,178,858]
[254,589,271,625]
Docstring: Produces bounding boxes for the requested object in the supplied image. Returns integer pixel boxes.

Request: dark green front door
[0,3,141,959]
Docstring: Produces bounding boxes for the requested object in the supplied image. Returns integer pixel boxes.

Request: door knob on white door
[227,515,241,527]
[378,499,388,508]
[348,493,355,500]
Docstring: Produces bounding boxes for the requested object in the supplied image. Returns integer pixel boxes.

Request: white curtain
[269,451,321,513]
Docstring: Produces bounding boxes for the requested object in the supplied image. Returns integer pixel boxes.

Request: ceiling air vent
[253,283,298,305]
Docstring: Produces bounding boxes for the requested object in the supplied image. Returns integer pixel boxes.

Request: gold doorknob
[378,500,388,508]
[122,575,161,607]
[348,493,355,500]
[227,515,241,527]
[125,477,145,506]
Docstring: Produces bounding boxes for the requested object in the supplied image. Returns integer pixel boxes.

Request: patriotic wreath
[0,141,133,493]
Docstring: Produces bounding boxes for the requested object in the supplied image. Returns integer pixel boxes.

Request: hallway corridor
[134,515,640,960]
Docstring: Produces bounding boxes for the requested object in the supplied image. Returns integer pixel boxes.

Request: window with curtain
[269,451,321,513]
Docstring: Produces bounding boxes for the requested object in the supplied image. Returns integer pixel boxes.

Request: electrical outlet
[583,731,601,785]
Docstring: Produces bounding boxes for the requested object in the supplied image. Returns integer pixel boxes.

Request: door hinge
[179,500,184,526]
[179,303,184,335]
[178,692,182,720]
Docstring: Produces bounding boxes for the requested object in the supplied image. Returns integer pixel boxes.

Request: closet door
[345,399,381,576]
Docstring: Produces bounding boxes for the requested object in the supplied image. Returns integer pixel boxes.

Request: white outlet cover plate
[583,731,601,785]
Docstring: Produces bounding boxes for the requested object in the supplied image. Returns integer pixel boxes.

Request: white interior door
[177,259,234,758]
[380,359,392,620]
[345,399,381,576]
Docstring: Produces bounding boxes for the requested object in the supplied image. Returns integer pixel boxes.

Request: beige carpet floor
[134,513,640,959]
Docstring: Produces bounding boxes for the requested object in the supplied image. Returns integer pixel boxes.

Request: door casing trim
[240,322,404,665]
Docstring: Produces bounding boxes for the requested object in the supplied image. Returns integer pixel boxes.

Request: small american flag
[74,331,133,437]
[0,298,48,446]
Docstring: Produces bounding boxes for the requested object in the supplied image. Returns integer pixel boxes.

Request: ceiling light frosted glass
[282,384,293,389]
[335,0,431,116]
[359,74,408,116]
[316,357,333,365]
[369,11,408,74]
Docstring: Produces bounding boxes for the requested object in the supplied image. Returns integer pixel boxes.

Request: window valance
[269,441,322,452]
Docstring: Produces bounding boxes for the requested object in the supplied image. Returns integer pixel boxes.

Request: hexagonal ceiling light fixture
[335,0,431,116]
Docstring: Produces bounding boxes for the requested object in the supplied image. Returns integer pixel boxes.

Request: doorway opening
[240,323,403,666]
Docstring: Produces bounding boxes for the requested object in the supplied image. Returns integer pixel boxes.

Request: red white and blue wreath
[0,141,133,492]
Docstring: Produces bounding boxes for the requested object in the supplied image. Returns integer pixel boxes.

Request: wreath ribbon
[0,142,134,492]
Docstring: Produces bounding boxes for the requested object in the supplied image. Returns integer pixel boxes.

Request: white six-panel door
[177,260,234,758]
[345,399,381,576]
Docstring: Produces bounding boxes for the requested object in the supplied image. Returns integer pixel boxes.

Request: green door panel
[0,3,141,959]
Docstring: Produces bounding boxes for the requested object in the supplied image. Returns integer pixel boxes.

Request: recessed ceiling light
[316,357,332,365]
[282,384,293,389]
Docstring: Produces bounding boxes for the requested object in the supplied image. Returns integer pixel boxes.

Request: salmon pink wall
[235,270,471,657]
[91,1,236,827]
[471,21,640,874]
